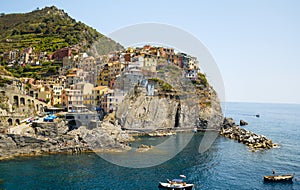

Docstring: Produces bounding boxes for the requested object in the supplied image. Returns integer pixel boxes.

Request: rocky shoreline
[0,115,277,161]
[221,118,277,151]
[0,118,134,161]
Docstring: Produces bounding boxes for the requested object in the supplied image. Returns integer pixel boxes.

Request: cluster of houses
[6,45,200,114]
[1,46,79,66]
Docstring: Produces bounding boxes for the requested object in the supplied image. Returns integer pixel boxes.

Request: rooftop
[93,86,108,91]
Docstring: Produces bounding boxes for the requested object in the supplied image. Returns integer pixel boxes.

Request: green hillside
[0,6,123,54]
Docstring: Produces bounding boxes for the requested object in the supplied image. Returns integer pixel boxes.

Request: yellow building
[97,63,109,87]
[51,85,64,106]
[37,85,51,105]
[92,86,110,107]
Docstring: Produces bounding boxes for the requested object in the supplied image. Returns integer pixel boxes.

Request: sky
[1,0,300,104]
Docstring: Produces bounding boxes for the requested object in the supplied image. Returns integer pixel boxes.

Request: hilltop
[0,6,123,54]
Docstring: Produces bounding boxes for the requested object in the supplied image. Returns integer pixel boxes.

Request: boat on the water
[148,131,176,137]
[264,174,294,182]
[159,179,194,190]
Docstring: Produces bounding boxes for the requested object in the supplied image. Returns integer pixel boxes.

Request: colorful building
[74,82,94,110]
[51,85,64,106]
[61,88,83,112]
[92,86,110,108]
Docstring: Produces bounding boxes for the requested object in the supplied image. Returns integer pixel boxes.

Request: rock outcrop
[116,66,223,133]
[240,120,248,126]
[0,119,134,160]
[136,144,152,152]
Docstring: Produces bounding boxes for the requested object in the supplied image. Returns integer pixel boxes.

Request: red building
[51,47,78,61]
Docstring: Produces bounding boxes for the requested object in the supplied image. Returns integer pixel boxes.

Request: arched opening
[27,99,31,105]
[20,97,25,106]
[8,118,13,126]
[36,104,39,111]
[68,120,82,131]
[15,119,20,125]
[13,96,19,107]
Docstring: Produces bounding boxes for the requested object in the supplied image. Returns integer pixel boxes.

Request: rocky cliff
[116,66,223,132]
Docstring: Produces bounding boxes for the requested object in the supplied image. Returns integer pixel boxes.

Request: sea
[0,102,300,190]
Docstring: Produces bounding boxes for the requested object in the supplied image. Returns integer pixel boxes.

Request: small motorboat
[148,131,176,137]
[159,179,194,190]
[264,174,294,182]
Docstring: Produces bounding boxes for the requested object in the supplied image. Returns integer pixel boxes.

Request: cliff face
[117,94,178,130]
[116,66,223,132]
[117,87,222,131]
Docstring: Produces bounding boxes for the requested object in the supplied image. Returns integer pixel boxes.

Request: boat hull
[159,182,194,190]
[264,174,294,183]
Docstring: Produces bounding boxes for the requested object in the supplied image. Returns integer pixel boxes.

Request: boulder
[240,120,248,126]
[136,144,152,152]
[223,117,236,129]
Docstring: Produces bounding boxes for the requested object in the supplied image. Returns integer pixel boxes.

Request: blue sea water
[0,102,300,190]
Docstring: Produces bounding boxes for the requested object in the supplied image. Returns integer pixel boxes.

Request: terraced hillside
[0,6,123,54]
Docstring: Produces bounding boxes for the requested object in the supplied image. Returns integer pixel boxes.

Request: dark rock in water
[240,120,248,126]
[223,117,236,129]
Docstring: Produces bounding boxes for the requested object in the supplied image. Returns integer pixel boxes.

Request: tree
[35,26,42,33]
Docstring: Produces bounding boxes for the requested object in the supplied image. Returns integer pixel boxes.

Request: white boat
[159,179,194,190]
[264,174,294,182]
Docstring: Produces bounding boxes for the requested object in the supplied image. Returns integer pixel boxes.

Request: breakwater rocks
[221,118,277,151]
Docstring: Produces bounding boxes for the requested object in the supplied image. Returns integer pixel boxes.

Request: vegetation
[0,66,13,76]
[0,76,12,87]
[148,78,174,93]
[0,92,8,111]
[161,83,173,92]
[24,83,31,91]
[0,6,123,54]
[148,78,163,84]
[54,104,63,108]
[193,72,208,88]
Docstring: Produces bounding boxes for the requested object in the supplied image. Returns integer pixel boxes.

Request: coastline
[0,114,276,161]
[0,147,131,161]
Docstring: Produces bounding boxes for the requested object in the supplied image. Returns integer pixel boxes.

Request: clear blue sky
[1,0,300,104]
